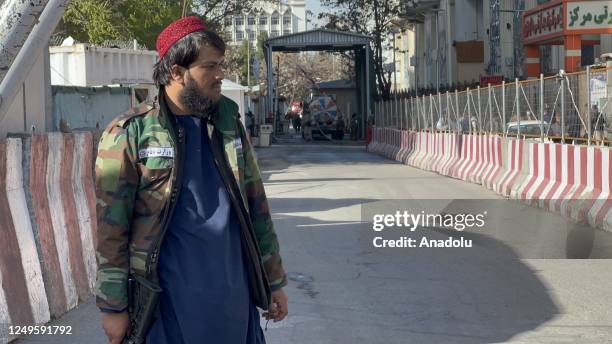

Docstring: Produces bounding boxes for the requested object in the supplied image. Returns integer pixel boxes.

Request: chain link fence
[375,66,612,146]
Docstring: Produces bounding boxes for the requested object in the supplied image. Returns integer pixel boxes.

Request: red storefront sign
[480,75,504,86]
[523,4,564,43]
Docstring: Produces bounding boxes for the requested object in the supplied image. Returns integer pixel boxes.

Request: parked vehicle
[302,95,343,141]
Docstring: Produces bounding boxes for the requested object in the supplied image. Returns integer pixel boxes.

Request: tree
[318,0,402,99]
[271,51,354,102]
[59,0,260,49]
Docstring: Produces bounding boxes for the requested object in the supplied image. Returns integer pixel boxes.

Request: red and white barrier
[397,131,411,163]
[453,134,474,180]
[481,135,503,190]
[439,133,459,176]
[0,132,98,338]
[367,125,612,232]
[401,131,417,165]
[0,139,50,337]
[428,132,445,172]
[494,139,526,197]
[568,146,609,225]
[390,129,402,161]
[407,131,424,167]
[588,149,611,230]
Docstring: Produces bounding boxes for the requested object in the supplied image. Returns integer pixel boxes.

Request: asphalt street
[16,140,612,343]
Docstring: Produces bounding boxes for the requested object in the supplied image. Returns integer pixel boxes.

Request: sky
[305,0,325,28]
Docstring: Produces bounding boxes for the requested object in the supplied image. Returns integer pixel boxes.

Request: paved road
[16,143,612,343]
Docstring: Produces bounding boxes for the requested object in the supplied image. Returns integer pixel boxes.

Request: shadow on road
[266,195,612,343]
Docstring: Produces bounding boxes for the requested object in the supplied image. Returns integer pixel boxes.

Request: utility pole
[435,10,439,94]
[393,35,397,94]
[247,40,251,90]
[276,55,281,133]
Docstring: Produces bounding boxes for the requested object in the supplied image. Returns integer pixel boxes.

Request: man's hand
[264,289,288,322]
[101,311,129,344]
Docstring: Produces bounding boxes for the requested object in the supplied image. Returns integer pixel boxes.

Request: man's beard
[179,78,217,117]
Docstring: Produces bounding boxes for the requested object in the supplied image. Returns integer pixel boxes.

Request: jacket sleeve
[94,124,139,311]
[239,123,288,291]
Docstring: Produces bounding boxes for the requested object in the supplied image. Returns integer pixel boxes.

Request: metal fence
[374,66,612,146]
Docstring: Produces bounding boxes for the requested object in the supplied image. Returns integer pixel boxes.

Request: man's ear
[170,64,186,85]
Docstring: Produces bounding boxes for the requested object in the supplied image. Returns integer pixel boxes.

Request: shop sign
[567,1,612,30]
[523,4,563,41]
[480,75,504,86]
[590,73,607,108]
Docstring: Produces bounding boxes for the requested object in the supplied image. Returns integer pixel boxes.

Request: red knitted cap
[156,16,208,59]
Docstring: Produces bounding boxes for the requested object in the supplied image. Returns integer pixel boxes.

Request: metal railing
[374,67,612,146]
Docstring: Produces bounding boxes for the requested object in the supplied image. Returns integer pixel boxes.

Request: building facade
[522,0,612,77]
[223,0,307,46]
[389,25,417,91]
[399,0,612,91]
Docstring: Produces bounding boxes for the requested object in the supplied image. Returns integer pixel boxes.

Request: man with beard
[95,17,288,344]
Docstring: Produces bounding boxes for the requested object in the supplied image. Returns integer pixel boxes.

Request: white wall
[50,44,157,87]
[221,88,246,127]
[0,49,49,138]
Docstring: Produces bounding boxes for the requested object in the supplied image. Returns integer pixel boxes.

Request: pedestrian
[460,114,470,134]
[246,109,256,137]
[591,104,607,146]
[336,115,345,140]
[293,115,301,134]
[350,113,359,140]
[95,16,288,344]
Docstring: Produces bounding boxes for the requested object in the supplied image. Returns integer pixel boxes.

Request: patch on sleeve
[138,147,174,159]
[234,138,243,150]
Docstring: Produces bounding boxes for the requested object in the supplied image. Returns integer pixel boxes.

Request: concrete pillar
[525,45,541,77]
[564,35,582,72]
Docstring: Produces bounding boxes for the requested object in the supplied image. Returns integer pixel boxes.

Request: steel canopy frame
[263,29,373,138]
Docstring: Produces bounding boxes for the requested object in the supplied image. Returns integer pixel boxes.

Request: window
[235,16,243,26]
[236,31,244,40]
[259,15,267,25]
[283,29,291,36]
[247,15,255,26]
[224,17,232,27]
[283,15,291,25]
[271,13,279,25]
[270,30,279,37]
[248,31,256,41]
[225,30,233,41]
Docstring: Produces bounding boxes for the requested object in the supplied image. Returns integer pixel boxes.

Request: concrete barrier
[390,129,402,161]
[453,134,474,180]
[428,132,445,172]
[0,139,50,342]
[480,135,503,189]
[467,135,485,183]
[367,129,611,232]
[401,131,417,165]
[416,132,431,169]
[588,148,611,231]
[494,139,526,197]
[440,133,459,176]
[0,132,97,343]
[396,131,411,163]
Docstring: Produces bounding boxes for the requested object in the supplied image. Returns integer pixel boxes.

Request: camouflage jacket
[95,93,286,311]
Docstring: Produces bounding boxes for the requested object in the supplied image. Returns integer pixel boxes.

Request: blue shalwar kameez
[147,115,265,344]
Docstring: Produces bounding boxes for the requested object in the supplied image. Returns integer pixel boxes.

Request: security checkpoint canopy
[264,29,372,52]
[263,29,374,138]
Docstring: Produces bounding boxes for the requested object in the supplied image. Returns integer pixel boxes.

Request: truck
[302,95,344,141]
